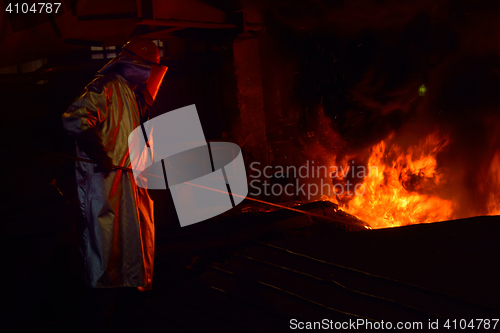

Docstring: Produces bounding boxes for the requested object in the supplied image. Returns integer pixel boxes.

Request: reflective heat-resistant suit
[62,58,155,290]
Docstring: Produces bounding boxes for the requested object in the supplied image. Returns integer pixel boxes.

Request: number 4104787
[443,319,499,330]
[5,3,61,14]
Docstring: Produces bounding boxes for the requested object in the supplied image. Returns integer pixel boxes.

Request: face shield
[143,63,168,106]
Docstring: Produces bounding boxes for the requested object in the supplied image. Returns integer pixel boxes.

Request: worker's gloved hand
[95,154,114,177]
[76,128,114,177]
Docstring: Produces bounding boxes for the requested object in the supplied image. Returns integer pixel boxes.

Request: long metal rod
[38,149,369,228]
[38,149,134,171]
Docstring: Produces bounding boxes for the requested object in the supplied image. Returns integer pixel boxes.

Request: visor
[143,64,168,106]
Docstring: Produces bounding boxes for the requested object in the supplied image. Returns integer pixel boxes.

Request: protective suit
[62,39,167,290]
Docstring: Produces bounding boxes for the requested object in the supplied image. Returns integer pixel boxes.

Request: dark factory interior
[1,0,500,331]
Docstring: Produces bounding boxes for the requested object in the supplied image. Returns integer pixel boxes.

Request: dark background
[1,0,500,330]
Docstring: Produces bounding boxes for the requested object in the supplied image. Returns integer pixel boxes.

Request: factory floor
[4,202,500,332]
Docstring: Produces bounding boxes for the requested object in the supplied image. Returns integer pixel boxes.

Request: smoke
[259,0,500,218]
[436,53,500,216]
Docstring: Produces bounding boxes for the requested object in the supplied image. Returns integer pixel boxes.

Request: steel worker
[62,38,167,292]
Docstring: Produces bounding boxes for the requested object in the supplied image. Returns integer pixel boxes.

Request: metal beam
[137,19,236,29]
[139,26,185,39]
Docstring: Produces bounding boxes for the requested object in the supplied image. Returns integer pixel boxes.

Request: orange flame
[330,131,456,228]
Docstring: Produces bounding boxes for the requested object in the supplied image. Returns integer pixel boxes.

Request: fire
[330,131,455,229]
[307,110,500,229]
[487,151,500,215]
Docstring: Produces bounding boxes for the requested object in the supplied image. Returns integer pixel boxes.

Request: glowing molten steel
[331,132,456,229]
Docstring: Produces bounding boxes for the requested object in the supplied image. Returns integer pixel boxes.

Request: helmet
[121,38,161,65]
[97,38,168,106]
[121,38,168,106]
